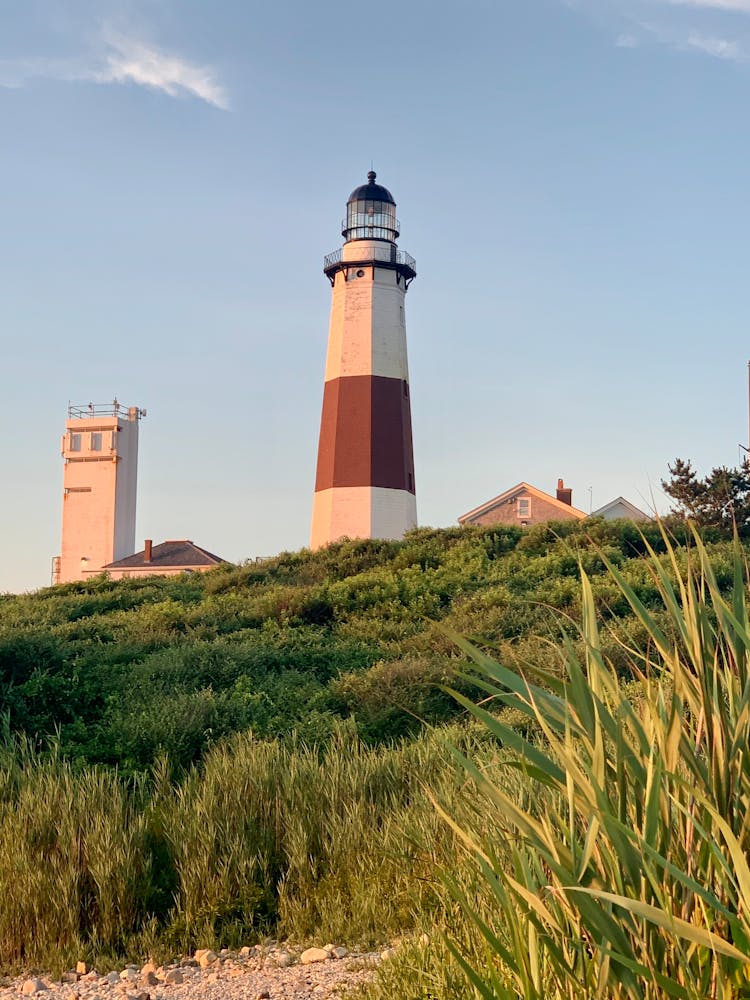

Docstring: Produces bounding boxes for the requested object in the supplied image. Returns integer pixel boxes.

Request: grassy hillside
[0,518,723,774]
[2,519,750,996]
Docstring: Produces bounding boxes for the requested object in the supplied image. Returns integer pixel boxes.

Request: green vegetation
[663,457,750,534]
[4,518,750,996]
[0,518,696,773]
[0,725,482,973]
[361,528,750,999]
[448,530,750,998]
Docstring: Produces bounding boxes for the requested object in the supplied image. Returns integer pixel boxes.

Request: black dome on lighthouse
[347,171,395,206]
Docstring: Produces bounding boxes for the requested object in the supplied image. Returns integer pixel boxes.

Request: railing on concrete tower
[67,401,146,420]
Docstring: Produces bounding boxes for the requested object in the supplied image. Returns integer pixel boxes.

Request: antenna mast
[740,361,750,467]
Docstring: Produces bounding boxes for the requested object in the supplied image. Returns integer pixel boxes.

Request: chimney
[556,478,573,506]
[144,539,153,563]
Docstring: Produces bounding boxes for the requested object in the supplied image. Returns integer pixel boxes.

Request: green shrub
[0,521,744,774]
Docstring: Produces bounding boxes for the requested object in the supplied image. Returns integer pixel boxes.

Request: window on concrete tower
[90,432,102,451]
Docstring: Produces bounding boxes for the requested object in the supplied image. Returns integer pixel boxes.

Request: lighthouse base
[310,486,417,551]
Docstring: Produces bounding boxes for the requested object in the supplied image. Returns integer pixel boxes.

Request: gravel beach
[0,945,383,1000]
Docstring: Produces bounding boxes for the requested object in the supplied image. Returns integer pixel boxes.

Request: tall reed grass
[0,724,486,974]
[428,527,750,999]
[0,742,152,970]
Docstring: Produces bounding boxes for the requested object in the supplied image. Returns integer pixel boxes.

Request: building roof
[103,540,227,570]
[347,171,396,205]
[590,497,652,521]
[459,482,587,524]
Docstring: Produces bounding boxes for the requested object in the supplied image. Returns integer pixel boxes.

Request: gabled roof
[459,482,587,524]
[590,497,652,521]
[103,540,227,570]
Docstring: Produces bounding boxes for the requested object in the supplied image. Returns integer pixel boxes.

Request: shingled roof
[103,540,226,570]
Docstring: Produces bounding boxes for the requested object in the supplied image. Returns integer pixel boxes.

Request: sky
[2,0,750,592]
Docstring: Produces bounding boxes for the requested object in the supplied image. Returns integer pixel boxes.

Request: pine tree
[662,458,750,533]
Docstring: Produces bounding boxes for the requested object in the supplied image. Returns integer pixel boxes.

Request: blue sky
[2,0,750,592]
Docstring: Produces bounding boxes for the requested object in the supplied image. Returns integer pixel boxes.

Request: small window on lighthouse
[69,433,81,452]
[90,432,102,451]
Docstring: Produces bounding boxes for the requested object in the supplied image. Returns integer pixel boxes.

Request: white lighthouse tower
[311,172,418,550]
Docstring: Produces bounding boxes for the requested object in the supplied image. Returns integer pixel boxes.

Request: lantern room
[342,171,400,243]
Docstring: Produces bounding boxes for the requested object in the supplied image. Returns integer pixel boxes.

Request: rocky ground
[0,943,393,1000]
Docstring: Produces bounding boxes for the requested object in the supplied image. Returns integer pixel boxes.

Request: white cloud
[665,0,750,11]
[684,28,745,55]
[96,30,228,109]
[0,27,228,109]
[563,0,750,62]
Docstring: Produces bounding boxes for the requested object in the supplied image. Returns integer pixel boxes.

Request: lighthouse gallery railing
[323,247,416,272]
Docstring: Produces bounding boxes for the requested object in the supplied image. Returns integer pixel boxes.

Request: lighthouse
[311,171,417,549]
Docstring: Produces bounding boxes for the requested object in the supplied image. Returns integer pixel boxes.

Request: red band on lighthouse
[315,375,415,493]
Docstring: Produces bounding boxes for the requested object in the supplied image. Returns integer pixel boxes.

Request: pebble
[300,948,329,965]
[21,982,46,997]
[264,950,294,970]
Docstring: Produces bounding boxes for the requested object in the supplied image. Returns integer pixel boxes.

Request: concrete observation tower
[311,171,418,549]
[53,401,144,584]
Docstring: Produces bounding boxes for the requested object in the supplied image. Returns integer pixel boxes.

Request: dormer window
[517,497,531,519]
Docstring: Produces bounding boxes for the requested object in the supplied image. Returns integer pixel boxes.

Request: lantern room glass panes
[345,199,398,242]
